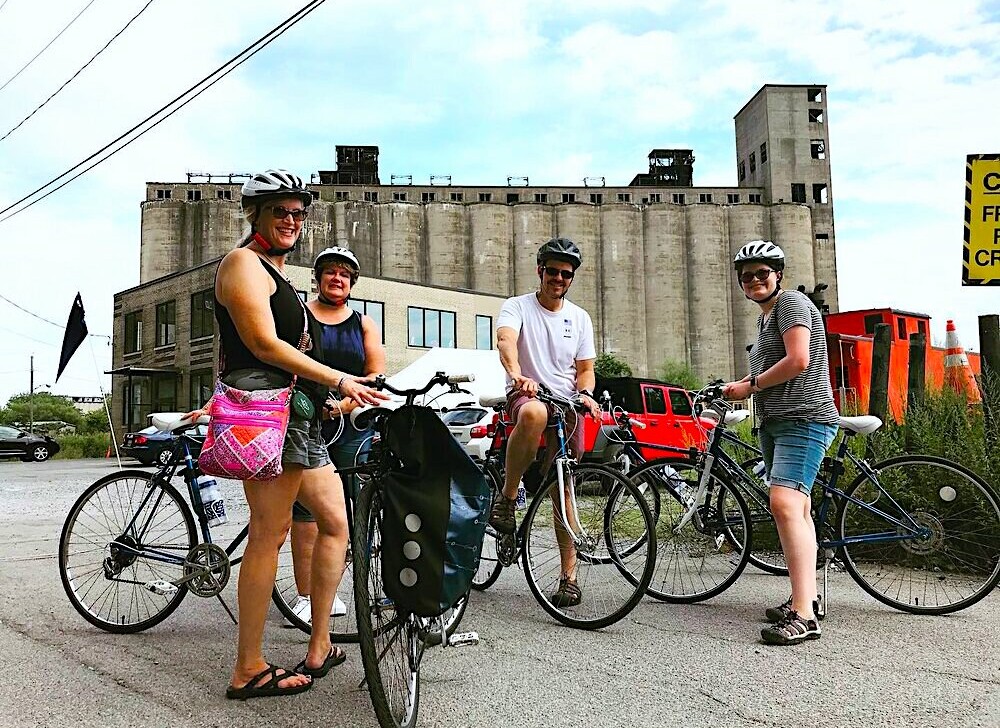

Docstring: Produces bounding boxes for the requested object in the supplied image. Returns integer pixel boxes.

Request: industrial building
[113,84,839,432]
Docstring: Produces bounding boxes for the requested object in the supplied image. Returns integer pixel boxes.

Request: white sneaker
[332,594,348,617]
[290,593,348,623]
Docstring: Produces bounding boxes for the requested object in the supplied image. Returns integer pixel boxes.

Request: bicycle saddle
[838,415,882,435]
[701,408,751,425]
[153,412,210,432]
[479,394,507,408]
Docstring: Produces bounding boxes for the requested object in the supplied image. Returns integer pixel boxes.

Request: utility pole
[29,354,34,434]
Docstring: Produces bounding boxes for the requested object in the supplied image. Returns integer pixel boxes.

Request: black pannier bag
[380,405,490,618]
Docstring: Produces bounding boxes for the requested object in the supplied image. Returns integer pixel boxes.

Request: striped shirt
[749,290,839,424]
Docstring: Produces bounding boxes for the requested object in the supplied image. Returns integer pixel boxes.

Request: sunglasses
[739,268,774,284]
[543,266,575,280]
[270,205,309,221]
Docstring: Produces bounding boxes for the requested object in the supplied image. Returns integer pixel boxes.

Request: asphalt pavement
[1,459,997,728]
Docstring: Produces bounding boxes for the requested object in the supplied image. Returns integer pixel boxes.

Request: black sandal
[225,664,312,700]
[295,646,347,678]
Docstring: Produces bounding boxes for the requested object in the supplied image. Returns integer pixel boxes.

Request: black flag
[56,293,89,381]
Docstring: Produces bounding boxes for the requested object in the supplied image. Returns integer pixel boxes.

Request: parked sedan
[439,406,493,461]
[0,425,61,462]
[122,424,207,466]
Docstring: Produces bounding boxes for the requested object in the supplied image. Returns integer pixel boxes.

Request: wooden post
[868,323,891,423]
[906,332,926,411]
[979,315,1000,450]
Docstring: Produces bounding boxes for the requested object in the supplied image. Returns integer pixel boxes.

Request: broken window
[699,193,713,203]
[791,183,806,203]
[479,193,492,202]
[590,193,603,204]
[561,193,576,203]
[450,192,464,202]
[648,193,661,203]
[760,142,768,163]
[506,193,519,204]
[617,193,632,203]
[815,233,830,246]
[813,183,829,204]
[335,190,349,201]
[186,189,201,201]
[534,193,548,203]
[749,152,757,174]
[421,192,436,202]
[727,193,740,204]
[364,190,379,202]
[809,109,824,123]
[810,139,826,160]
[393,191,407,202]
[808,88,823,103]
[216,189,232,200]
[672,193,686,204]
[739,161,746,181]
[748,193,761,204]
[156,189,171,200]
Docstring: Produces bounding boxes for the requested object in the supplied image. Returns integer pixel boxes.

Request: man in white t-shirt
[491,238,600,608]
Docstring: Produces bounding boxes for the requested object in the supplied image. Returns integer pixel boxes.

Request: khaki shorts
[506,391,585,475]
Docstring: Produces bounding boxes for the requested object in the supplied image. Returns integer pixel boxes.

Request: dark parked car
[0,425,60,462]
[122,424,207,466]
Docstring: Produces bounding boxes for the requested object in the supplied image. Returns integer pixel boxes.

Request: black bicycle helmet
[536,238,582,270]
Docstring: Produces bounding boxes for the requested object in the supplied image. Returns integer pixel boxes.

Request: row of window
[791,183,829,204]
[154,189,233,201]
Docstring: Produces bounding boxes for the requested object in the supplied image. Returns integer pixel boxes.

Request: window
[450,192,464,202]
[617,193,632,203]
[791,183,806,203]
[124,379,150,430]
[699,193,713,203]
[190,368,214,409]
[668,390,693,417]
[534,193,548,203]
[335,190,350,201]
[897,318,908,340]
[364,191,379,202]
[727,193,740,204]
[216,189,232,200]
[590,193,603,204]
[809,109,824,123]
[419,192,435,203]
[815,232,830,246]
[124,311,142,354]
[672,193,686,204]
[863,314,882,334]
[393,192,407,202]
[648,193,661,203]
[810,139,826,160]
[153,376,177,413]
[407,306,456,348]
[808,88,823,103]
[749,152,757,174]
[348,298,385,344]
[190,289,214,340]
[475,315,492,351]
[748,193,761,204]
[760,142,768,163]
[186,189,202,202]
[834,365,850,389]
[561,193,576,203]
[813,183,829,204]
[155,301,176,347]
[738,161,746,181]
[506,193,519,204]
[479,193,492,202]
[917,320,927,337]
[296,290,308,303]
[642,386,667,415]
[155,189,171,200]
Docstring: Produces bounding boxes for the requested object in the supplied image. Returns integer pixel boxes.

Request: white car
[439,406,494,461]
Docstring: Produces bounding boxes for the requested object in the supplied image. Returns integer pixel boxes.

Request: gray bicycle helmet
[240,169,312,207]
[733,240,785,271]
[314,246,360,283]
[536,237,582,270]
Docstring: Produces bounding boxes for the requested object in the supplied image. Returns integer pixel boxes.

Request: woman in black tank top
[200,170,387,700]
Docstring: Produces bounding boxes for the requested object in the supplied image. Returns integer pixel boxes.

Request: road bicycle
[472,386,657,630]
[630,382,1000,614]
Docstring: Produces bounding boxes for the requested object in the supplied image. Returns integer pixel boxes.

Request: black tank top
[318,310,366,376]
[215,256,325,398]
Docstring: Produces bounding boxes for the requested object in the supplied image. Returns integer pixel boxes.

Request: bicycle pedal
[145,580,178,596]
[447,631,480,648]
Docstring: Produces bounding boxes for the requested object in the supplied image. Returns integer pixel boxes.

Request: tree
[594,353,632,379]
[78,407,112,435]
[0,392,81,430]
[657,358,704,391]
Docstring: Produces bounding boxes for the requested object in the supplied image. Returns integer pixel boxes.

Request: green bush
[594,353,632,378]
[55,433,112,459]
[657,358,704,391]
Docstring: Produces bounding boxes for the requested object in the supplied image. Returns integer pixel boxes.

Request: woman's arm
[724,327,810,399]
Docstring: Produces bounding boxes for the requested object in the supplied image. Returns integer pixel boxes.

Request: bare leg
[770,485,817,619]
[290,519,318,596]
[231,467,310,690]
[550,478,577,579]
[296,463,349,667]
[503,401,547,499]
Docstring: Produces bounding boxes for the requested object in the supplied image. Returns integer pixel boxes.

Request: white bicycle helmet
[240,169,312,207]
[314,246,360,283]
[733,240,785,271]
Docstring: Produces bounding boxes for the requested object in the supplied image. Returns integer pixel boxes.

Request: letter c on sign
[985,172,1000,192]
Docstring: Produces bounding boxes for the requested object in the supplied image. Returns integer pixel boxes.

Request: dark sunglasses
[270,205,309,221]
[543,266,575,280]
[739,268,774,284]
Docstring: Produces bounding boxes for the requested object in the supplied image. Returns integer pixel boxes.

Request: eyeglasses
[543,266,575,280]
[270,205,309,221]
[739,269,774,284]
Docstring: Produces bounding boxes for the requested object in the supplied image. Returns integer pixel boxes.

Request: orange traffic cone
[944,320,981,403]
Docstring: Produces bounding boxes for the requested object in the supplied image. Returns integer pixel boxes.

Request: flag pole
[89,337,121,469]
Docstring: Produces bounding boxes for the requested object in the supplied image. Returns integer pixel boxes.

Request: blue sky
[0,0,998,406]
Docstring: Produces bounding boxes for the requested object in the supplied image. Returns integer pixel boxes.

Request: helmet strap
[747,283,782,303]
[316,291,347,307]
[251,231,296,257]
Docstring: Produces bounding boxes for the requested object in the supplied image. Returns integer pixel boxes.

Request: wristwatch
[749,375,759,393]
[577,389,594,398]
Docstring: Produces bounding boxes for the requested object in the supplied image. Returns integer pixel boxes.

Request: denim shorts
[759,419,838,495]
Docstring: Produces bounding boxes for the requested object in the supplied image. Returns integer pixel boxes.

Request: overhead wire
[0,0,100,95]
[0,0,326,224]
[0,293,110,338]
[0,0,158,144]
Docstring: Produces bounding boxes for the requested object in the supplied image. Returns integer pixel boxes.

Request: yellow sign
[964,154,1000,285]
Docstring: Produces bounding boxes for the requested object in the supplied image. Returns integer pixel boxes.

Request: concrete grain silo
[140,201,186,283]
[555,204,601,321]
[425,203,470,289]
[378,203,426,282]
[599,204,647,373]
[727,205,770,377]
[512,204,555,293]
[333,201,380,277]
[642,204,689,376]
[468,203,513,296]
[769,204,815,295]
[685,205,734,380]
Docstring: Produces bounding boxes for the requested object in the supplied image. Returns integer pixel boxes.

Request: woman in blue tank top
[287,247,385,626]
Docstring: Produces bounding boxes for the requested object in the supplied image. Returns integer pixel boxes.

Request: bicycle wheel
[629,459,752,603]
[354,484,419,728]
[838,454,1000,615]
[272,527,358,642]
[521,463,656,630]
[472,462,503,591]
[59,470,196,633]
[734,457,787,576]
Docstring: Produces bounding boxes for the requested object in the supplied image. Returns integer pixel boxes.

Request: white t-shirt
[496,292,597,399]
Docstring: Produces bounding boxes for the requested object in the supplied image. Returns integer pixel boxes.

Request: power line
[1,0,158,144]
[0,0,11,16]
[0,0,101,95]
[0,0,326,224]
[0,293,110,338]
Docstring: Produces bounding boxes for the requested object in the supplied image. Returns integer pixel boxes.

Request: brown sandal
[549,577,582,608]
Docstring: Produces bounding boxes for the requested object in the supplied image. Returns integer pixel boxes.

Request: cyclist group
[200,167,838,700]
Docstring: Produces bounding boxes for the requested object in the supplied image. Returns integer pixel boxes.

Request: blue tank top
[319,309,366,376]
